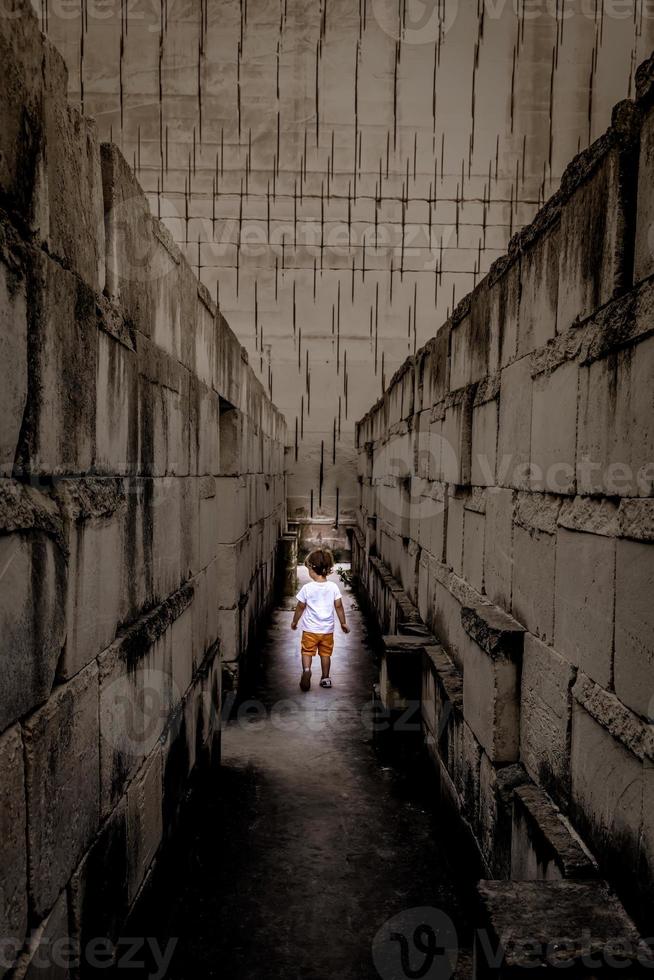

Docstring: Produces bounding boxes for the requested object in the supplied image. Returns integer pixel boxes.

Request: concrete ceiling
[40,0,654,519]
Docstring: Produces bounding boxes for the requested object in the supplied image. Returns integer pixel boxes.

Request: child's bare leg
[320,655,331,679]
[302,653,313,671]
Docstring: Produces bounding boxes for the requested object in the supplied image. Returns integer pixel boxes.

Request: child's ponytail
[305,547,334,577]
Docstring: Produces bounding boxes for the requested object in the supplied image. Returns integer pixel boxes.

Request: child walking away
[291,548,350,691]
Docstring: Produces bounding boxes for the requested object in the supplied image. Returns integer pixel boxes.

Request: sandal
[300,669,311,692]
[319,677,332,688]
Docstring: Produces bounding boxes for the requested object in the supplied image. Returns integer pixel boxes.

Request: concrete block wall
[354,59,654,930]
[0,5,286,976]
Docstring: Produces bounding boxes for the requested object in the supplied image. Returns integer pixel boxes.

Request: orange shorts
[301,631,335,657]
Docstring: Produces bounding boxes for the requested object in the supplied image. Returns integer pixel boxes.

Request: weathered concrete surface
[475,880,649,975]
[23,662,100,919]
[0,5,287,972]
[0,725,28,979]
[354,68,654,933]
[511,783,597,882]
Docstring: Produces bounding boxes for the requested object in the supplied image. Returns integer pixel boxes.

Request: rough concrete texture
[475,880,649,974]
[511,783,598,882]
[0,7,286,972]
[0,725,28,979]
[354,70,654,931]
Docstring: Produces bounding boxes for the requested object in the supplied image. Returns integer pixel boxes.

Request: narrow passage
[132,568,473,980]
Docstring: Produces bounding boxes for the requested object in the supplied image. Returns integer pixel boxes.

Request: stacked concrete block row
[353,56,654,937]
[0,5,286,977]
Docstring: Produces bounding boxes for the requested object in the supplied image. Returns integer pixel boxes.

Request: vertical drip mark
[319,441,324,507]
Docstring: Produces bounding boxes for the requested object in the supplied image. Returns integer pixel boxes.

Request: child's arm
[291,601,306,630]
[334,598,350,633]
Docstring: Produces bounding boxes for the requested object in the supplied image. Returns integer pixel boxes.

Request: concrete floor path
[133,568,473,980]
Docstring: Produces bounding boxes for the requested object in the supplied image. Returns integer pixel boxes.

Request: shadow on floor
[120,573,477,980]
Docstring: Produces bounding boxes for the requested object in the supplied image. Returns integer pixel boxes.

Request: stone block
[0,492,66,731]
[450,313,474,391]
[511,524,555,643]
[23,662,100,918]
[119,477,155,623]
[445,492,464,576]
[511,783,597,882]
[101,143,155,335]
[198,645,221,756]
[474,879,647,976]
[461,603,524,658]
[127,746,163,905]
[218,400,242,476]
[518,225,559,355]
[441,393,473,486]
[490,259,520,369]
[0,725,28,976]
[0,12,104,288]
[54,480,125,680]
[16,253,97,476]
[189,377,221,477]
[0,245,27,478]
[138,348,190,476]
[520,633,575,803]
[192,561,220,666]
[196,477,218,571]
[94,329,138,475]
[420,326,450,406]
[462,620,521,763]
[462,508,485,594]
[554,529,615,689]
[497,357,532,490]
[43,79,105,291]
[214,318,243,409]
[557,142,632,331]
[478,756,527,878]
[570,688,643,887]
[171,602,194,702]
[577,335,654,496]
[427,417,444,481]
[530,362,578,494]
[178,476,200,578]
[484,488,513,609]
[635,102,654,283]
[0,1,48,230]
[215,537,249,608]
[151,477,183,601]
[69,799,129,971]
[195,292,216,388]
[453,720,482,829]
[471,399,498,487]
[217,607,241,663]
[614,538,654,719]
[98,585,191,815]
[9,889,69,980]
[431,577,470,671]
[424,644,464,735]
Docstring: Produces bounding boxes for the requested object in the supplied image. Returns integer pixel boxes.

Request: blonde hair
[305,548,334,577]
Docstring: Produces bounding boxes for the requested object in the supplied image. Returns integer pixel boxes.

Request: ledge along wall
[0,4,286,976]
[354,53,654,932]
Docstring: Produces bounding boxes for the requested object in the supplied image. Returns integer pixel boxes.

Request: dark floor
[129,569,474,980]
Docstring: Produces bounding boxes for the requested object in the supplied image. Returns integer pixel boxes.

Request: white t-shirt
[296,580,342,634]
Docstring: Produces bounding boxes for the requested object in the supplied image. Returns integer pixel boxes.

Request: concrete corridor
[128,568,473,980]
